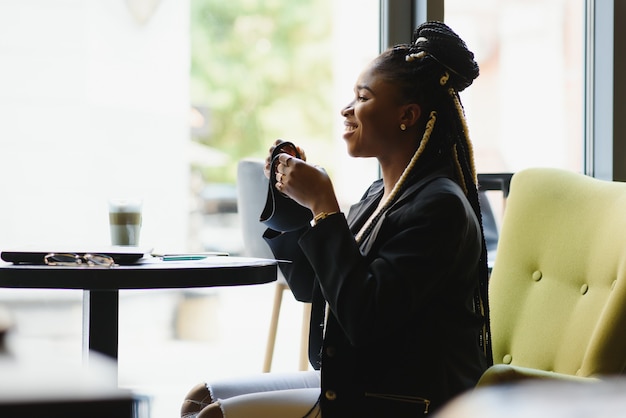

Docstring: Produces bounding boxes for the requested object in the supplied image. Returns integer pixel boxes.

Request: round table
[0,256,277,378]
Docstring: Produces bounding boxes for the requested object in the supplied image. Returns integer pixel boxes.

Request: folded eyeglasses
[44,253,116,267]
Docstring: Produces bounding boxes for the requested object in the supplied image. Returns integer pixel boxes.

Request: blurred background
[0,0,583,417]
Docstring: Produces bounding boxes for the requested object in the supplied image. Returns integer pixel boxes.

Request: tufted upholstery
[477,168,626,386]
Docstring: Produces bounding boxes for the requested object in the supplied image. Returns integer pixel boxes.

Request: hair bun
[412,21,479,91]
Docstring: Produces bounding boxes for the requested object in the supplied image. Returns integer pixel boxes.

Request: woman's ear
[400,103,422,129]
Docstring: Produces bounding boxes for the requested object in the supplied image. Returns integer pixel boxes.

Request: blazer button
[325,346,336,357]
[325,390,337,401]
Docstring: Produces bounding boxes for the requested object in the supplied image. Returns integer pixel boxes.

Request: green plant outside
[190,0,334,183]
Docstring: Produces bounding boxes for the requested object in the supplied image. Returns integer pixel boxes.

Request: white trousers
[209,370,321,418]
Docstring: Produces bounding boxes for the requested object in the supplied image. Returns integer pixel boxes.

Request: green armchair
[477,167,626,386]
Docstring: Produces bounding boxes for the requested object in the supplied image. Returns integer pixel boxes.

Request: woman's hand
[263,139,340,217]
[263,139,306,179]
[273,152,340,218]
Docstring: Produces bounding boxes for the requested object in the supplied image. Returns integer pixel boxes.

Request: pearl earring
[400,123,407,131]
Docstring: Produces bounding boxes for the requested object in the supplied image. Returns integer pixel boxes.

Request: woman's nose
[341,100,354,117]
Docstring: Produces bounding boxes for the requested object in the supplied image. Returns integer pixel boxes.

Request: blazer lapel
[356,170,449,255]
[346,179,383,234]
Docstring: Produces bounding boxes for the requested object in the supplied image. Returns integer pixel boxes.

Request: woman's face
[341,61,406,159]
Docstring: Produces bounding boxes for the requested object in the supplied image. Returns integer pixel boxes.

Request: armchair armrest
[477,364,599,387]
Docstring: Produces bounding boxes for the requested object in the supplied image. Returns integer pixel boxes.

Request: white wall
[0,0,190,251]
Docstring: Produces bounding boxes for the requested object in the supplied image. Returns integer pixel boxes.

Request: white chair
[236,158,311,372]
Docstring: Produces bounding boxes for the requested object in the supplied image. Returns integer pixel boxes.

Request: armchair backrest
[488,168,626,377]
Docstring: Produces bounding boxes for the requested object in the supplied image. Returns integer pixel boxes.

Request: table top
[0,256,278,290]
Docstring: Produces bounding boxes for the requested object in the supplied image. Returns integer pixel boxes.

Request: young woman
[181,21,491,418]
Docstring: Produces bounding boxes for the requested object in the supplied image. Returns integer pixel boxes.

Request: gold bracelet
[312,211,339,226]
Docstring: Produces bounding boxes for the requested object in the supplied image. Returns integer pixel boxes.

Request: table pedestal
[83,290,119,360]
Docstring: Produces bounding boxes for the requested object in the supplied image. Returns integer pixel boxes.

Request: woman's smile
[343,120,358,139]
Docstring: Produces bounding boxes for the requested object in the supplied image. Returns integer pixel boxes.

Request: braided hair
[356,21,492,364]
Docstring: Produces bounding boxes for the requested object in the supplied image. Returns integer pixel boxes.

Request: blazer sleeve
[263,227,317,302]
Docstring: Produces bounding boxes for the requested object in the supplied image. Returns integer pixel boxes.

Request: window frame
[379,0,443,51]
[585,0,626,181]
[388,0,625,181]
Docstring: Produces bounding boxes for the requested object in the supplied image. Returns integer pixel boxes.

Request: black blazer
[264,163,489,417]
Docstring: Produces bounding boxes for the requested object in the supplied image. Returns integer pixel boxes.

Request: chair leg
[263,282,287,372]
[298,302,312,371]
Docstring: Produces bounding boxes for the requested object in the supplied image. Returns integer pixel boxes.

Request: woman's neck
[378,150,415,201]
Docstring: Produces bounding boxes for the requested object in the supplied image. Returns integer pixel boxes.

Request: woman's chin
[342,138,357,157]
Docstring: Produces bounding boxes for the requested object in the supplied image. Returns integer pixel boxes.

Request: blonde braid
[448,87,477,184]
[405,51,427,62]
[355,111,437,244]
[452,144,468,195]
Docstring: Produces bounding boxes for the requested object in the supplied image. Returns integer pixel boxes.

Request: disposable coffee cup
[108,198,142,246]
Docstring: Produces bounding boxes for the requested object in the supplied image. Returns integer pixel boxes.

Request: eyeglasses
[44,253,116,267]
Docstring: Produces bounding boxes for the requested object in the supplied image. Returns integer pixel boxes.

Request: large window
[0,1,586,253]
[0,1,190,252]
[444,0,585,174]
[0,2,380,418]
[190,0,380,254]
